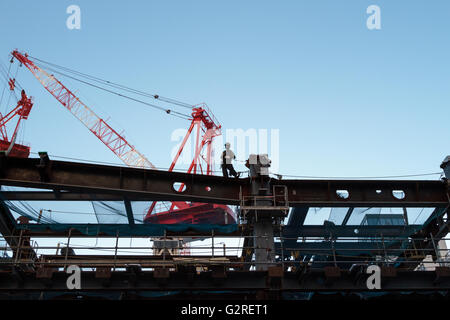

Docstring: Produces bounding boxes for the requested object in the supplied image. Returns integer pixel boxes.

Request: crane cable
[0,58,27,147]
[31,61,192,121]
[269,171,443,180]
[28,152,445,179]
[19,56,443,181]
[0,60,13,109]
[27,54,194,110]
[0,63,9,110]
[0,59,21,110]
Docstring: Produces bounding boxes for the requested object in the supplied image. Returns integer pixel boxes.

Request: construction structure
[0,155,448,299]
[9,50,235,226]
[0,51,449,300]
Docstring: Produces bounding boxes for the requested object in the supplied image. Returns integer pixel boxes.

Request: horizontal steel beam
[12,223,421,238]
[275,241,400,252]
[15,223,243,237]
[0,269,449,292]
[28,254,242,268]
[0,157,448,207]
[283,225,420,237]
[274,241,409,258]
[279,179,449,207]
[0,191,170,201]
[0,157,245,205]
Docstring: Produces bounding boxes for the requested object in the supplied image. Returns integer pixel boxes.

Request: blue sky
[0,0,449,179]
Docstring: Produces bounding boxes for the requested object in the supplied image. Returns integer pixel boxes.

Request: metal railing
[0,239,9,258]
[239,185,289,222]
[0,233,449,271]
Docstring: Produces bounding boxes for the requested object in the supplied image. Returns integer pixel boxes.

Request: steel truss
[0,156,449,297]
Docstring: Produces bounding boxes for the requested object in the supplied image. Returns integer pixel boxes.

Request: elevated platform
[0,156,448,299]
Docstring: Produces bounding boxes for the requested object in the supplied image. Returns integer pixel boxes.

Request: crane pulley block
[8,78,15,91]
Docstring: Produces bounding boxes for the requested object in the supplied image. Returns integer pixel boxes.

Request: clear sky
[1,0,449,179]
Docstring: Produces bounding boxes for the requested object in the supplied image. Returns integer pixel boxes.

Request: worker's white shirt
[222,149,235,164]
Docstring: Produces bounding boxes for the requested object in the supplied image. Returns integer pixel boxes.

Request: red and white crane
[11,50,154,169]
[8,50,236,225]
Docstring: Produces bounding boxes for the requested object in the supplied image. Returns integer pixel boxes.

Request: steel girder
[0,269,450,292]
[0,157,448,207]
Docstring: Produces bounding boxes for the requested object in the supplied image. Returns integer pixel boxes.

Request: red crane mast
[0,89,33,158]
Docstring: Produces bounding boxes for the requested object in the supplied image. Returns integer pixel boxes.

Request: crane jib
[10,50,230,225]
[11,50,155,169]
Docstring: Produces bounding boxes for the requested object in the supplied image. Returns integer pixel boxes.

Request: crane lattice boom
[11,50,155,169]
[10,50,235,225]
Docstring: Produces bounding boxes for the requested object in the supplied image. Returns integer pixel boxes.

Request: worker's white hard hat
[224,142,230,147]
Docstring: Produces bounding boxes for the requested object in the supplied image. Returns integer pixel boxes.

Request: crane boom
[11,50,155,169]
[10,50,235,225]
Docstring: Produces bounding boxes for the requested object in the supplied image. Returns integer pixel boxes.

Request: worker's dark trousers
[222,164,238,178]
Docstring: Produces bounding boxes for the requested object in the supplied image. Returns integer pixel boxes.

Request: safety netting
[0,186,446,240]
[301,207,437,226]
[0,186,238,226]
[0,236,10,258]
[282,206,448,262]
[0,186,162,224]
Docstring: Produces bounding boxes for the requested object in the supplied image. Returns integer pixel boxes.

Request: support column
[253,220,275,271]
[246,154,277,271]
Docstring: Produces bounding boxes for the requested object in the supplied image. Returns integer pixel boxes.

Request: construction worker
[221,142,239,178]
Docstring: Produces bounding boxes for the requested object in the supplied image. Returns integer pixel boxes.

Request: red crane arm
[0,89,33,141]
[11,50,155,169]
[11,50,229,224]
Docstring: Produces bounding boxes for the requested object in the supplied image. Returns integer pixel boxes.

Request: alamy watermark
[66,265,81,290]
[63,263,382,290]
[65,5,381,31]
[66,5,81,30]
[170,128,280,173]
[366,265,381,290]
[366,5,381,30]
